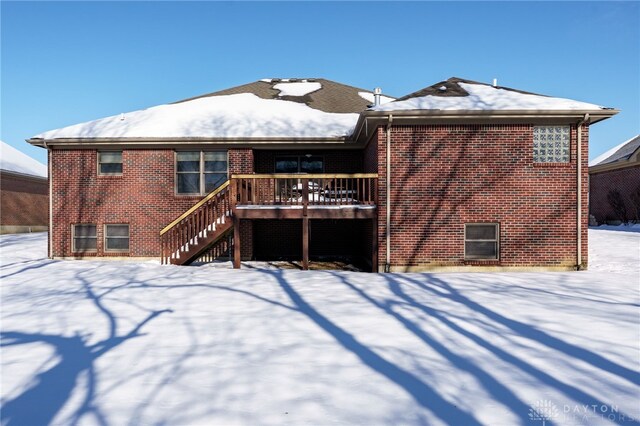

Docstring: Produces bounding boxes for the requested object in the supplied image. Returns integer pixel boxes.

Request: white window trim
[464,223,500,261]
[104,224,130,253]
[72,224,97,253]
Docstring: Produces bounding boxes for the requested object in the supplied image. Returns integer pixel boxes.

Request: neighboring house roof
[370,77,611,112]
[589,135,640,172]
[0,140,47,178]
[27,77,617,146]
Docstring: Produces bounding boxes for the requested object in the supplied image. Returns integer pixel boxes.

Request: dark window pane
[99,152,122,163]
[205,160,227,172]
[177,152,200,172]
[466,225,497,240]
[275,158,299,173]
[106,225,129,237]
[300,157,323,173]
[177,173,200,194]
[100,163,123,174]
[465,241,497,259]
[74,225,96,237]
[204,173,226,193]
[204,152,226,162]
[106,238,129,251]
[74,237,97,251]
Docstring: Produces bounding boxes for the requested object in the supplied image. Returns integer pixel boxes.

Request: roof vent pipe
[374,87,382,106]
[492,78,498,87]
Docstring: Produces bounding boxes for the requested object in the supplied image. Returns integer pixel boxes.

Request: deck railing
[231,174,378,207]
[160,181,232,264]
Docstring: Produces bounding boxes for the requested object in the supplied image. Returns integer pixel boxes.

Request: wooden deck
[161,174,378,270]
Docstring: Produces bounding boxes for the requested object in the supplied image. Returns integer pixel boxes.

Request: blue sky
[2,1,638,164]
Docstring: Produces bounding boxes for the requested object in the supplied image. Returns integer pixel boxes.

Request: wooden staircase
[160,181,233,265]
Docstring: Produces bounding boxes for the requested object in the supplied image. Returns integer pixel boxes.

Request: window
[533,126,570,163]
[98,151,123,175]
[104,224,129,252]
[275,156,324,173]
[72,224,97,252]
[176,151,228,195]
[465,223,499,260]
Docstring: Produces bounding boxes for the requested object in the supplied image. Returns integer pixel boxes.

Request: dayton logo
[529,399,559,425]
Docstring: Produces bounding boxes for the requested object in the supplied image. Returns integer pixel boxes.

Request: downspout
[385,114,393,272]
[576,113,589,270]
[43,140,53,259]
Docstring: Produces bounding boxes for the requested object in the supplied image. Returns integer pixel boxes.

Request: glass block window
[465,223,499,260]
[98,151,123,175]
[533,126,570,163]
[72,224,97,252]
[104,224,130,252]
[177,151,227,195]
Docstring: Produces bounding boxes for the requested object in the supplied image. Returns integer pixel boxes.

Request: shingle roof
[175,78,392,114]
[371,77,611,112]
[591,135,640,167]
[30,79,396,140]
[393,77,547,101]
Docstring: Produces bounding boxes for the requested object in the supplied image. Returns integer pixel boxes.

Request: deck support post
[372,217,378,273]
[233,215,241,269]
[302,217,309,270]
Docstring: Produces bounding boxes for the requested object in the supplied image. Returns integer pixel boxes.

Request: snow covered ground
[1,229,638,425]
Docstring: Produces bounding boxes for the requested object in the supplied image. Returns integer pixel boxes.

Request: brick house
[589,135,640,224]
[1,140,48,234]
[27,77,618,271]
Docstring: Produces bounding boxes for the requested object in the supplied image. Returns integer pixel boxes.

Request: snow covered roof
[31,78,395,141]
[0,140,47,178]
[370,77,613,112]
[29,77,616,145]
[589,135,640,167]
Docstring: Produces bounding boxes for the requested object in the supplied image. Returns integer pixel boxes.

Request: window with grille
[176,151,228,195]
[98,151,123,175]
[465,223,499,260]
[72,224,97,252]
[533,126,570,163]
[104,224,129,252]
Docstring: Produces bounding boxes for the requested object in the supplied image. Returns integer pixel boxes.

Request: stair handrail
[160,180,231,236]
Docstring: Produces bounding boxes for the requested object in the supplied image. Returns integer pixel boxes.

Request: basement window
[465,223,499,260]
[533,126,570,163]
[176,151,228,195]
[72,224,97,252]
[98,151,123,175]
[104,224,130,252]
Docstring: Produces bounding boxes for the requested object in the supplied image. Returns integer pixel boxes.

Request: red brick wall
[0,172,48,226]
[589,165,640,223]
[229,148,254,175]
[253,150,363,173]
[228,148,254,259]
[50,148,251,258]
[374,124,589,270]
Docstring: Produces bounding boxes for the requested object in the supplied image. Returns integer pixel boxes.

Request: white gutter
[385,114,393,272]
[576,113,589,269]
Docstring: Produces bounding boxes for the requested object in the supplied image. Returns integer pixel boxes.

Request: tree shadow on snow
[0,270,172,426]
[341,271,640,425]
[262,269,481,425]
